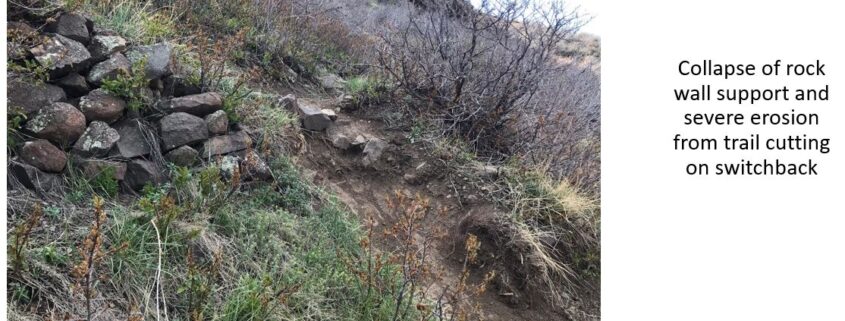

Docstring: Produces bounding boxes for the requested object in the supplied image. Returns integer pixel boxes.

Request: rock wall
[7,12,269,194]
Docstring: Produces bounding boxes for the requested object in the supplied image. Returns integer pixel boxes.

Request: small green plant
[344,75,390,108]
[7,109,27,150]
[101,58,150,111]
[408,121,428,144]
[40,244,69,266]
[90,166,119,198]
[8,60,50,83]
[180,248,217,321]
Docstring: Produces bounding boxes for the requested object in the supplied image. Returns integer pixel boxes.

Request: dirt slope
[292,107,564,321]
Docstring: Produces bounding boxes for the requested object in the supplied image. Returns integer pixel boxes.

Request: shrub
[378,0,583,155]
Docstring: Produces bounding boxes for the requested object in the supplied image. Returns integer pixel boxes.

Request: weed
[90,166,119,198]
[101,57,151,111]
[39,244,69,266]
[345,75,391,108]
[8,60,50,83]
[9,202,43,274]
[7,109,27,150]
[71,196,108,321]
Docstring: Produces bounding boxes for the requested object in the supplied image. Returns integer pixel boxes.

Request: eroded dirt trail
[293,108,557,321]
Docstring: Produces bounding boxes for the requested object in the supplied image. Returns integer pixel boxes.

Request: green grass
[8,154,428,320]
[73,0,175,44]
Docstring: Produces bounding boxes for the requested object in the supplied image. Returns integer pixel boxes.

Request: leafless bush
[516,60,601,194]
[378,0,583,155]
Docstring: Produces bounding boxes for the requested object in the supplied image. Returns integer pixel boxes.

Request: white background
[603,1,845,320]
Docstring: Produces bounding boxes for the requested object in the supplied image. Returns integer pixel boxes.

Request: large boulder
[87,53,131,86]
[297,102,333,131]
[78,89,126,124]
[72,121,120,157]
[54,73,90,97]
[159,112,208,151]
[87,35,127,62]
[124,159,167,191]
[9,160,62,194]
[45,13,92,44]
[126,42,172,80]
[159,92,223,116]
[19,139,67,173]
[113,120,152,158]
[7,78,67,115]
[200,131,252,158]
[165,145,199,167]
[205,110,228,135]
[29,34,91,79]
[71,157,127,181]
[362,138,388,167]
[25,102,86,146]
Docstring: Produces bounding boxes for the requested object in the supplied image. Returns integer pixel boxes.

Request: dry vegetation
[7,0,600,320]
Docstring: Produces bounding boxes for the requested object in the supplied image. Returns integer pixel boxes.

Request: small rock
[78,88,126,123]
[87,35,127,62]
[165,145,199,167]
[159,92,224,116]
[321,109,338,121]
[238,150,272,181]
[200,131,252,158]
[403,173,419,184]
[124,159,167,191]
[217,155,241,179]
[362,138,388,167]
[317,72,346,92]
[9,160,62,194]
[25,102,86,146]
[297,102,333,131]
[274,94,298,110]
[329,132,352,150]
[113,120,152,158]
[7,78,66,115]
[353,135,369,147]
[54,73,90,97]
[29,34,91,79]
[73,121,120,157]
[162,75,202,97]
[87,53,131,86]
[126,42,173,80]
[45,13,92,44]
[159,112,208,151]
[339,94,357,110]
[71,157,127,181]
[205,110,229,135]
[326,126,353,150]
[92,26,118,36]
[19,139,67,173]
[474,164,500,179]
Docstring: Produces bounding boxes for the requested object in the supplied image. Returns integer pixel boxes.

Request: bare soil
[294,108,567,321]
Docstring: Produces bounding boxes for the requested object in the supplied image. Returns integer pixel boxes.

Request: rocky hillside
[7,1,600,321]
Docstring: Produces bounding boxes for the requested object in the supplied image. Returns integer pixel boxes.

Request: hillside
[6,1,600,320]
